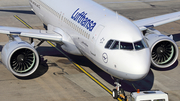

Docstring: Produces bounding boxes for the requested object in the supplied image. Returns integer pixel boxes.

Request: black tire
[112,89,119,99]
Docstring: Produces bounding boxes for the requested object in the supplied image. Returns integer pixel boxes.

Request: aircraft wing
[0,26,62,42]
[133,11,180,31]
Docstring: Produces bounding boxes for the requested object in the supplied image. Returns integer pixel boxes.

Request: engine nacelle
[144,29,178,68]
[1,40,39,77]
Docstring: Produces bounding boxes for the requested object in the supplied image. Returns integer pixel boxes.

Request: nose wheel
[112,89,119,99]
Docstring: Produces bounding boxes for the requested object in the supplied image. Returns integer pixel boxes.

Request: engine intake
[145,29,178,68]
[2,40,39,77]
[151,40,177,67]
[10,48,37,74]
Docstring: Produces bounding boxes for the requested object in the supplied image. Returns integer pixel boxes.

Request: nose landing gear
[112,79,127,101]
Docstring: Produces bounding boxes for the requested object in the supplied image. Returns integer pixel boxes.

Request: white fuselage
[29,0,151,81]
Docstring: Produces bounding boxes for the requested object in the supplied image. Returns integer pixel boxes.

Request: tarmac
[0,0,180,101]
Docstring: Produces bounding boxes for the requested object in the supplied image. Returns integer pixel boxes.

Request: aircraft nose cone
[123,49,151,80]
[129,59,150,80]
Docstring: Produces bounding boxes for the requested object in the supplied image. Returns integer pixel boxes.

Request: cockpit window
[105,39,147,51]
[134,41,145,50]
[105,40,114,49]
[110,41,119,49]
[120,42,133,50]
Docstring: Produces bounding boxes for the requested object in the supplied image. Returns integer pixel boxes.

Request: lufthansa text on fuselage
[71,8,96,32]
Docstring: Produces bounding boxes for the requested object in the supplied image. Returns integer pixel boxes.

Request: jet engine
[144,29,178,68]
[1,38,39,77]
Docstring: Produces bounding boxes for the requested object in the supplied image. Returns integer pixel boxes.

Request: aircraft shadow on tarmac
[65,50,155,92]
[172,33,180,42]
[36,44,155,92]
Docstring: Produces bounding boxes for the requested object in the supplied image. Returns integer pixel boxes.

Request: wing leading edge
[0,26,62,42]
[133,11,180,31]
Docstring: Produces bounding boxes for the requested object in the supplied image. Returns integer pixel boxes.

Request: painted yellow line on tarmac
[14,15,123,101]
[47,41,56,47]
[14,15,33,29]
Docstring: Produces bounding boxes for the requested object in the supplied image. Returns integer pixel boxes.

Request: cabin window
[59,14,61,19]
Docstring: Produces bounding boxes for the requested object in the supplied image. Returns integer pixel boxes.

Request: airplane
[0,0,179,99]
